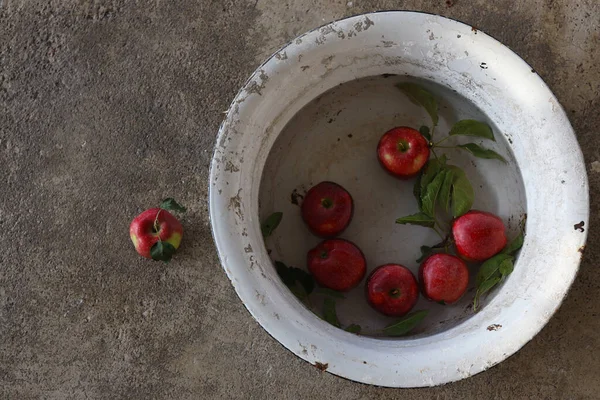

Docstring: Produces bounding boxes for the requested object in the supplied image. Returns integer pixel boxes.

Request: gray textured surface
[0,1,598,399]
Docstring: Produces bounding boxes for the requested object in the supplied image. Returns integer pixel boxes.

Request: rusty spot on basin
[228,189,243,220]
[224,161,239,172]
[314,362,329,371]
[290,188,304,206]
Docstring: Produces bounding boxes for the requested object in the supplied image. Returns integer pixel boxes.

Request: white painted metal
[209,11,589,387]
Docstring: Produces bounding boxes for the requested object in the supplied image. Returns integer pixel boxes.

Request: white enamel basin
[209,11,589,387]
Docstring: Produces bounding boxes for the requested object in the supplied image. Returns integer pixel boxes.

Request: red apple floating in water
[377,127,430,179]
[419,254,469,304]
[301,181,353,238]
[452,210,507,262]
[130,199,186,262]
[307,239,366,292]
[366,264,419,317]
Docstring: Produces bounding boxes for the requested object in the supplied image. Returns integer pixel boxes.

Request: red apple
[307,239,366,291]
[419,254,469,304]
[377,126,430,179]
[130,208,183,260]
[452,210,507,262]
[301,181,353,238]
[366,264,419,317]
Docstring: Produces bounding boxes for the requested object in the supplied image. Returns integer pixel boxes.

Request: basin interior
[259,74,527,337]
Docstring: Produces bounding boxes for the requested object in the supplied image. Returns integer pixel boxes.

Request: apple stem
[430,147,439,160]
[321,198,334,209]
[153,209,163,238]
[396,139,410,152]
[434,145,457,149]
[430,124,436,140]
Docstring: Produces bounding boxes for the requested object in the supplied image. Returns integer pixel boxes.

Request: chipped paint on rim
[209,11,589,387]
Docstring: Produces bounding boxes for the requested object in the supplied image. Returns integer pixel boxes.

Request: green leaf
[275,261,296,287]
[421,170,447,217]
[416,245,433,263]
[438,168,455,213]
[396,212,435,228]
[499,258,514,278]
[476,254,513,286]
[447,165,474,217]
[383,310,429,336]
[261,212,283,239]
[316,288,345,299]
[292,267,315,295]
[420,155,446,195]
[413,174,423,211]
[458,143,507,163]
[416,237,450,263]
[479,276,501,297]
[473,276,502,312]
[502,230,524,255]
[159,198,187,213]
[449,120,495,141]
[397,83,439,126]
[323,298,341,328]
[289,285,309,301]
[150,241,177,263]
[419,125,431,141]
[275,261,315,296]
[345,324,362,334]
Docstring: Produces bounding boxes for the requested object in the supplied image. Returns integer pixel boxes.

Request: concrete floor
[1,0,598,398]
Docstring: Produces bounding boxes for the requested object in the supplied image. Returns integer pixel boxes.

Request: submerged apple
[301,181,354,238]
[377,127,430,179]
[307,239,366,291]
[453,210,507,262]
[366,264,419,317]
